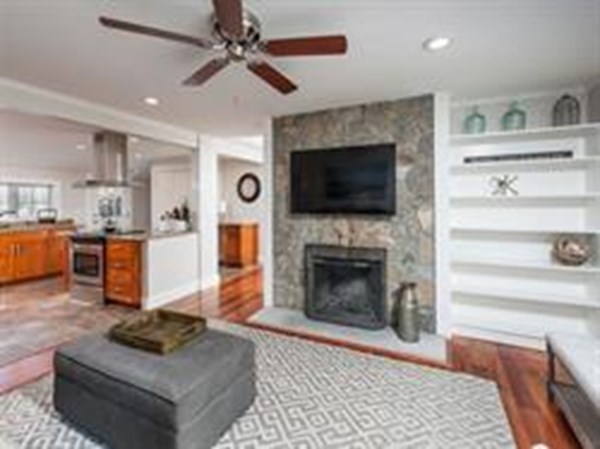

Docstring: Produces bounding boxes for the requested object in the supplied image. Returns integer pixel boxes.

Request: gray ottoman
[53,329,256,449]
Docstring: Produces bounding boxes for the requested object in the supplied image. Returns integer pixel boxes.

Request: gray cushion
[55,329,255,430]
[547,332,600,414]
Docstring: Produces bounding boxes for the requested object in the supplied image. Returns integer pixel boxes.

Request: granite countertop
[105,231,197,242]
[0,220,76,234]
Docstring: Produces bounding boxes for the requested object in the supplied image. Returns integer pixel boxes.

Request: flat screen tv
[291,144,396,215]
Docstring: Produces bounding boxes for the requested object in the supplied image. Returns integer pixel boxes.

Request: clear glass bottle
[463,106,487,134]
[501,101,527,131]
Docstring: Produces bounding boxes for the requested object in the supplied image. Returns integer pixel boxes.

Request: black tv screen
[291,144,396,215]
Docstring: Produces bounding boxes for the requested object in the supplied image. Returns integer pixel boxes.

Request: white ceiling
[0,110,191,172]
[1,0,599,135]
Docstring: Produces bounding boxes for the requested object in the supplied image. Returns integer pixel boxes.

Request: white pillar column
[192,136,220,290]
[261,121,274,307]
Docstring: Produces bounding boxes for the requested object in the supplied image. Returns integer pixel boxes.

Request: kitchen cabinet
[0,236,13,284]
[0,229,70,285]
[105,240,142,307]
[13,232,45,280]
[219,223,259,267]
[46,234,67,275]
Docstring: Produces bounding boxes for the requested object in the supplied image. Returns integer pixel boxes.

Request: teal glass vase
[463,106,486,134]
[501,101,526,131]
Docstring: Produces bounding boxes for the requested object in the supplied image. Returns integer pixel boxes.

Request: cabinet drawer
[106,281,137,304]
[106,258,135,271]
[107,241,138,261]
[106,268,135,285]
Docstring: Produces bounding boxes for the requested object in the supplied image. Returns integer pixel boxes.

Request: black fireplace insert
[304,245,387,330]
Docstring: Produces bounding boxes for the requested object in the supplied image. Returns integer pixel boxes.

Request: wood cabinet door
[0,236,14,283]
[45,234,66,275]
[14,236,45,280]
[105,240,142,307]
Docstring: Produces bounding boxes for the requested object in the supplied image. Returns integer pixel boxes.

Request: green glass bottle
[501,101,527,131]
[463,106,486,134]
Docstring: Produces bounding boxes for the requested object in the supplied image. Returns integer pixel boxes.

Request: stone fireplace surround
[305,244,387,330]
[273,94,436,332]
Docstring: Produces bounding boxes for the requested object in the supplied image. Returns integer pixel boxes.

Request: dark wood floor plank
[0,269,582,448]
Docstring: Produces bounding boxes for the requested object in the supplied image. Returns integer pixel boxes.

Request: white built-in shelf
[452,256,600,274]
[452,283,600,308]
[451,123,600,146]
[450,156,600,174]
[450,194,600,204]
[451,226,600,235]
[452,316,548,340]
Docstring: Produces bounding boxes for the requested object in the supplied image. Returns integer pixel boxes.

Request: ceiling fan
[99,0,348,95]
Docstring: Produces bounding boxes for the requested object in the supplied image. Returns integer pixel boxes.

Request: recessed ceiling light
[423,37,452,52]
[76,144,86,150]
[130,136,140,144]
[143,96,159,106]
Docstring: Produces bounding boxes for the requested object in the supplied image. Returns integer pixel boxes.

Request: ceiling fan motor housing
[211,10,261,61]
[98,0,348,94]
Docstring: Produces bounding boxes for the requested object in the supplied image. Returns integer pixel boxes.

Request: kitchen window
[0,182,54,218]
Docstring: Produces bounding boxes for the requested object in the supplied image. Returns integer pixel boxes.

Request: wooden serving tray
[109,309,206,355]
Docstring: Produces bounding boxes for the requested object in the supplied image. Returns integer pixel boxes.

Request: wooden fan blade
[213,0,244,40]
[183,58,230,86]
[247,61,297,95]
[261,35,347,56]
[99,16,213,48]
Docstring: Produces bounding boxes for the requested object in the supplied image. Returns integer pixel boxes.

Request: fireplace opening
[305,245,386,330]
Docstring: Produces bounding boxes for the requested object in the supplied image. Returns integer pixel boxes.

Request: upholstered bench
[53,328,256,449]
[547,333,600,449]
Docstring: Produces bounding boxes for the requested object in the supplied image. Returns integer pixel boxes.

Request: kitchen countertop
[0,220,76,234]
[105,230,197,242]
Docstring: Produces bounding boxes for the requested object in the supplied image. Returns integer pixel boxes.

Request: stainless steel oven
[71,239,104,287]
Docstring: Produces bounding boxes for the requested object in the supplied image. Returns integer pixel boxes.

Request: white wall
[218,158,265,225]
[193,135,268,291]
[150,158,192,231]
[144,233,200,309]
[0,165,86,223]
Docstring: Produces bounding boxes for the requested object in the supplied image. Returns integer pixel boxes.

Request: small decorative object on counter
[552,234,592,266]
[489,174,519,196]
[552,94,581,127]
[501,101,527,131]
[181,199,191,230]
[463,106,487,134]
[393,282,420,343]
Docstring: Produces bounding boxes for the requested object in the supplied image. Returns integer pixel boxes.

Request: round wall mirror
[237,173,261,203]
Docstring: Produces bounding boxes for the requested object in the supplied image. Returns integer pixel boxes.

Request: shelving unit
[452,284,599,309]
[451,156,600,174]
[452,256,600,274]
[452,226,600,234]
[451,123,600,145]
[449,122,600,349]
[451,194,600,204]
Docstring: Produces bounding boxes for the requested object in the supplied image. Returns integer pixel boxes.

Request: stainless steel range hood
[73,131,132,188]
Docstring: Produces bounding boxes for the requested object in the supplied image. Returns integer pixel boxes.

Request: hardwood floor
[0,267,580,449]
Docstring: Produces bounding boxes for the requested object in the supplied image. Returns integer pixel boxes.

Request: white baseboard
[451,325,546,351]
[144,280,202,310]
[200,274,220,290]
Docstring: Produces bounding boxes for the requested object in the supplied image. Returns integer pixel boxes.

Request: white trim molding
[0,78,197,148]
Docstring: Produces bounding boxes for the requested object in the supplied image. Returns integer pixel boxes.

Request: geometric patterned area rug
[0,320,516,448]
